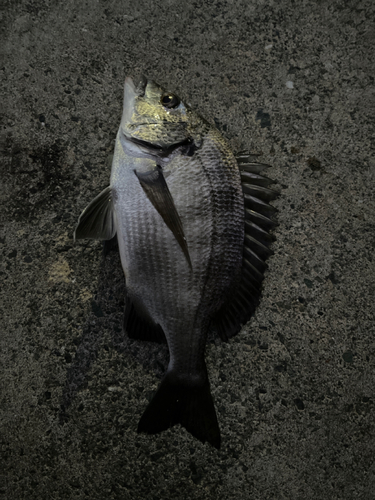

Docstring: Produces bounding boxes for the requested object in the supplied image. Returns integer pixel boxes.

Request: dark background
[1,0,374,498]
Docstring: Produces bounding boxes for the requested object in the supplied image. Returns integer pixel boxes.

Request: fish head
[120,76,200,149]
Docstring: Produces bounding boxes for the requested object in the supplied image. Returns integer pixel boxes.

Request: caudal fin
[137,373,221,449]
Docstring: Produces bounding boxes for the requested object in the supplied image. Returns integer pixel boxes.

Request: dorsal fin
[212,153,279,341]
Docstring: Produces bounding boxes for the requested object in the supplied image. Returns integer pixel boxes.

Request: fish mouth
[125,75,148,97]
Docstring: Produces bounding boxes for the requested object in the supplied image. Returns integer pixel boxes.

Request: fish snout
[125,75,147,97]
[134,75,147,96]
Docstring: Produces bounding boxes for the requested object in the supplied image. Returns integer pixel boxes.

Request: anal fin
[123,295,166,343]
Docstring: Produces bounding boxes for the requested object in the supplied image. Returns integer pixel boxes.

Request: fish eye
[160,93,180,109]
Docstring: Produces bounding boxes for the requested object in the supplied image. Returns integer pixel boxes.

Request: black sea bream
[74,76,278,449]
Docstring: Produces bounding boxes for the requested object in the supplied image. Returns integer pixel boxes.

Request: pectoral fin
[135,167,192,268]
[74,186,116,242]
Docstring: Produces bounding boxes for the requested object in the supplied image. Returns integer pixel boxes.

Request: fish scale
[74,76,278,449]
[113,134,242,392]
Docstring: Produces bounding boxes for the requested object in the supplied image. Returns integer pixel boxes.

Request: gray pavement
[1,1,374,498]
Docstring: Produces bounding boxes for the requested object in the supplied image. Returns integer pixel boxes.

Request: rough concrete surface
[1,0,374,498]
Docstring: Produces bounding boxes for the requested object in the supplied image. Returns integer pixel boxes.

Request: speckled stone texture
[1,1,374,499]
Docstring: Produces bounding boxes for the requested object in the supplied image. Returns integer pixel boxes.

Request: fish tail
[137,371,221,449]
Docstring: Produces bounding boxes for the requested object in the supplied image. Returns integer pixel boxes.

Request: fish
[74,76,278,449]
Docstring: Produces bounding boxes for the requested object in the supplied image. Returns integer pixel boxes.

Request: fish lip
[135,75,148,96]
[125,75,148,97]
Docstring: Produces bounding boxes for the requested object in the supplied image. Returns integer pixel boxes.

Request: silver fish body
[75,77,278,448]
[111,111,244,373]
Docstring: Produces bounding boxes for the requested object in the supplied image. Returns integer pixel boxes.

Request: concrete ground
[1,0,374,498]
